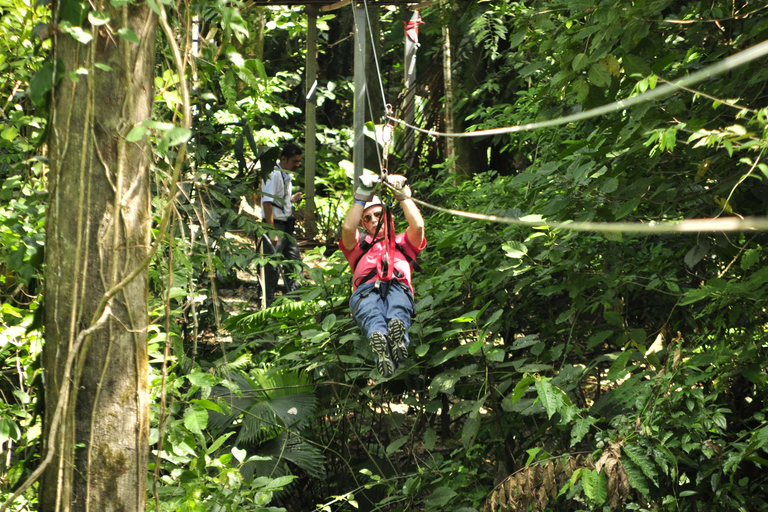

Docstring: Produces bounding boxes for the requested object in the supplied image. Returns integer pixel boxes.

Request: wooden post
[353,1,367,190]
[304,5,318,238]
[404,9,420,169]
[442,22,456,175]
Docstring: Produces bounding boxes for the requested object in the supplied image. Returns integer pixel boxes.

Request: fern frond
[224,300,310,332]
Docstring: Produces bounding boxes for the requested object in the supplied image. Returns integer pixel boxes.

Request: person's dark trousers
[263,218,302,304]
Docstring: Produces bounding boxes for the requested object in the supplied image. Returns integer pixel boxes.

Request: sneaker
[369,331,395,378]
[388,318,408,365]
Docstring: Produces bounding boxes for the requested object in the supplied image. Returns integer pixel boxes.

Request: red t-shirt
[340,231,426,293]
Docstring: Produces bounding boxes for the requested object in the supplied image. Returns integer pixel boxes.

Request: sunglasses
[363,210,383,223]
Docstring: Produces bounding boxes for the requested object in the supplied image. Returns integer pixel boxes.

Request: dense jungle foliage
[2,0,768,511]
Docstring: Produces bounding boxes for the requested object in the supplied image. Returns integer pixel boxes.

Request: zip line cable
[362,0,389,113]
[385,38,768,138]
[357,8,768,233]
[382,181,768,234]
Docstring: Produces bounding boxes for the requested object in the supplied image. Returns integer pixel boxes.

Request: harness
[351,205,422,290]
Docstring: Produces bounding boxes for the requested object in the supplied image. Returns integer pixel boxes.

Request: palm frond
[242,431,327,480]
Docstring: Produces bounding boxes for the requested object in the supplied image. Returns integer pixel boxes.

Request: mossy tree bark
[41,3,157,511]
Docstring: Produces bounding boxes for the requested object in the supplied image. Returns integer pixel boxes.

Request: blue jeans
[350,279,415,346]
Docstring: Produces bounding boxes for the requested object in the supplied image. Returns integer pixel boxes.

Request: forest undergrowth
[3,0,768,511]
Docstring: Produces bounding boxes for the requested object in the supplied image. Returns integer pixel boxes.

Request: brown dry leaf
[531,463,543,490]
[494,484,503,511]
[604,454,631,510]
[543,461,557,498]
[484,493,495,512]
[565,455,578,477]
[596,441,623,474]
[504,475,515,501]
[483,455,601,512]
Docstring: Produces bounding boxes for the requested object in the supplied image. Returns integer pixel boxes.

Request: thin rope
[386,38,768,138]
[362,0,389,116]
[383,182,768,234]
[354,0,398,183]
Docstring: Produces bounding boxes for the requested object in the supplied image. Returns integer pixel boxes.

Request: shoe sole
[388,319,408,364]
[369,331,395,378]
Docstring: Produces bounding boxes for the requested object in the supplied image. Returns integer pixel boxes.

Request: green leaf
[183,405,208,435]
[59,0,88,25]
[623,444,658,486]
[458,254,474,272]
[191,399,223,414]
[601,177,619,194]
[510,334,540,350]
[429,369,463,398]
[322,313,336,331]
[206,431,235,455]
[572,77,590,103]
[525,447,545,466]
[0,418,21,443]
[125,125,147,142]
[741,248,760,270]
[424,486,457,512]
[614,197,641,220]
[684,240,710,269]
[572,53,589,72]
[758,163,768,180]
[449,400,476,418]
[145,0,161,15]
[603,310,623,326]
[622,453,650,494]
[424,427,437,451]
[461,413,480,448]
[483,308,504,329]
[87,11,111,26]
[30,59,65,108]
[117,28,140,44]
[570,416,595,447]
[386,436,409,455]
[503,376,535,411]
[1,126,18,141]
[61,24,93,44]
[415,344,429,357]
[629,328,647,344]
[581,468,608,505]
[623,54,651,76]
[534,377,564,419]
[502,241,527,259]
[607,350,636,382]
[165,127,192,146]
[187,372,218,388]
[588,330,613,349]
[588,63,612,87]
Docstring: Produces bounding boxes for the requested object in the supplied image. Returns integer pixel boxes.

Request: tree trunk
[41,4,156,512]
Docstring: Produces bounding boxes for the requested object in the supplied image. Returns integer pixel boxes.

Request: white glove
[355,174,379,202]
[387,174,411,201]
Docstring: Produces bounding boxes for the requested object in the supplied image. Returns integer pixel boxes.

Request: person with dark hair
[340,174,426,378]
[261,143,304,305]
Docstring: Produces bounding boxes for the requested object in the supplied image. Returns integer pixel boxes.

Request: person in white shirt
[261,143,304,305]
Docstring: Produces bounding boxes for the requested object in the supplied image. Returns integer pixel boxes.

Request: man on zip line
[340,174,426,378]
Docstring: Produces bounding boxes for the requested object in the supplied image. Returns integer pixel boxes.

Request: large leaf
[183,405,209,435]
[534,378,565,419]
[622,444,659,487]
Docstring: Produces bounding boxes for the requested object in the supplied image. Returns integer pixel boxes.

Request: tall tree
[39,2,157,511]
